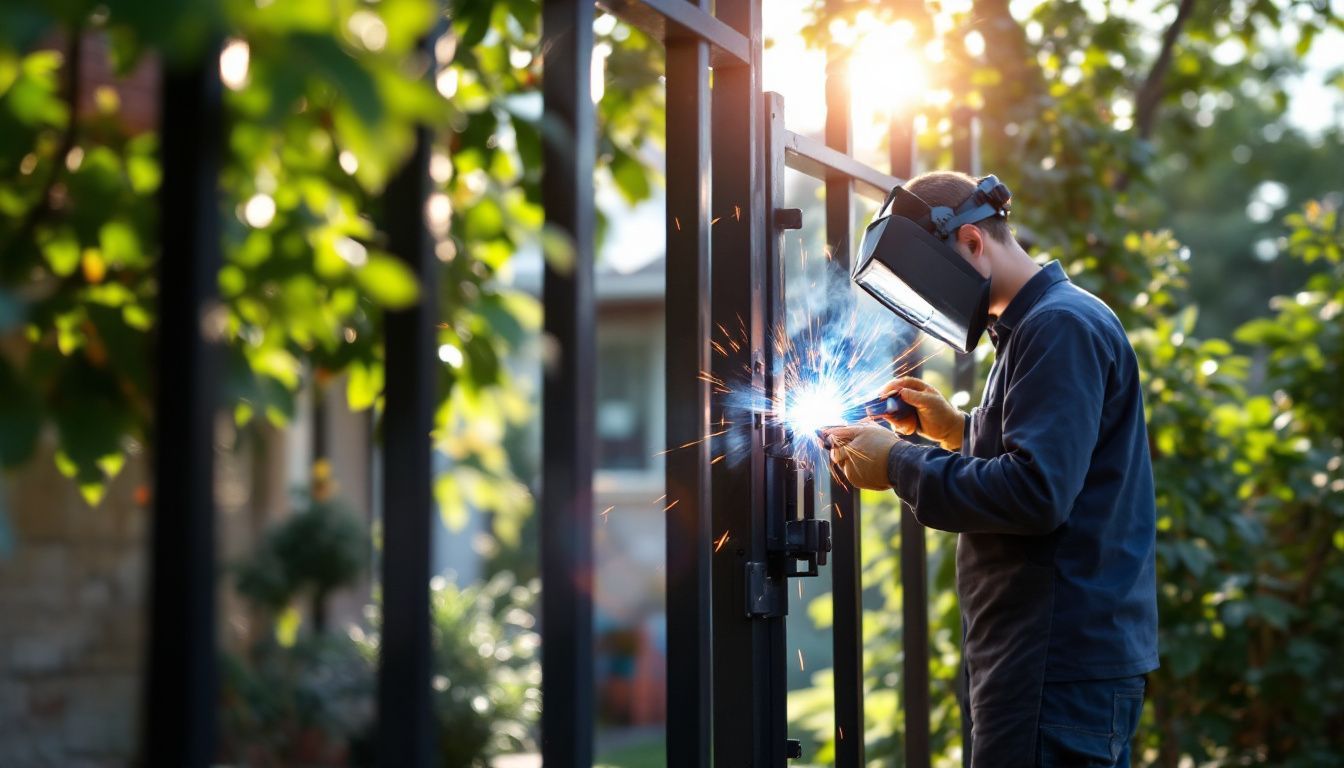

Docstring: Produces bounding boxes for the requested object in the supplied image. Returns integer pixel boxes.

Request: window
[597,335,655,471]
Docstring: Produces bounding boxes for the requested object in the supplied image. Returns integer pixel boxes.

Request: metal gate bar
[823,13,865,762]
[880,110,930,768]
[782,131,898,201]
[600,0,749,63]
[951,107,981,399]
[888,114,933,768]
[540,0,599,764]
[951,106,981,767]
[664,1,714,763]
[708,0,781,760]
[377,119,437,768]
[145,53,222,768]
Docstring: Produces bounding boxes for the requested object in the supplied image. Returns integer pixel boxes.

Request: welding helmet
[852,175,1011,353]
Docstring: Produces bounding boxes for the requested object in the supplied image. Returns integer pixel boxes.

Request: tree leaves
[354,253,420,309]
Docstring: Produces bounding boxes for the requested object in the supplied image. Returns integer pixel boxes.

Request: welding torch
[841,395,916,424]
[819,395,918,448]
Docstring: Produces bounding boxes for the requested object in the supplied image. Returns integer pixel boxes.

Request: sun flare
[846,20,929,116]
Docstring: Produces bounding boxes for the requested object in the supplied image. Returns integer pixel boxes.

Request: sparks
[698,260,945,473]
[599,505,614,523]
[713,530,730,552]
[797,649,805,671]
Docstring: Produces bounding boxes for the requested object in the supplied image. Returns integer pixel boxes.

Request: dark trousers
[963,673,1146,767]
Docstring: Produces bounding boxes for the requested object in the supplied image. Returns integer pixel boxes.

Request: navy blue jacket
[887,261,1158,717]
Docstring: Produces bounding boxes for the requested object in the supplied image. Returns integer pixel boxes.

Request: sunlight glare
[219,39,250,91]
[847,21,927,116]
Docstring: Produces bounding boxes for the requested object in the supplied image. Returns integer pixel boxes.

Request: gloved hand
[821,424,899,491]
[879,376,965,452]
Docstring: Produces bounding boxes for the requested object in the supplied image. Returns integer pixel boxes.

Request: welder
[822,171,1158,767]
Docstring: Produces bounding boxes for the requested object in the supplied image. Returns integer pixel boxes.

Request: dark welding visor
[851,176,1008,353]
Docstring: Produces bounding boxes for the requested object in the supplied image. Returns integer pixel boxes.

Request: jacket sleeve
[886,311,1110,535]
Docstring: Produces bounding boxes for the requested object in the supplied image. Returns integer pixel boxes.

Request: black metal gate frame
[546,0,942,765]
[142,2,963,766]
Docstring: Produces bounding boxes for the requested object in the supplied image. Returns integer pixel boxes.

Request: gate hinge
[744,561,786,618]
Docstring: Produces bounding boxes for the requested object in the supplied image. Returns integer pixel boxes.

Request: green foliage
[1146,97,1343,338]
[220,634,374,767]
[1138,200,1343,766]
[356,573,542,767]
[225,565,541,767]
[792,2,1343,765]
[428,573,542,765]
[0,0,665,550]
[234,489,368,631]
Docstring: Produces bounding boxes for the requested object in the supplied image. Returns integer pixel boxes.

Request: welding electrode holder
[818,395,920,449]
[842,394,917,423]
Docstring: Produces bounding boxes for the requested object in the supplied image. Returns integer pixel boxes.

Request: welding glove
[823,424,899,491]
[879,376,965,452]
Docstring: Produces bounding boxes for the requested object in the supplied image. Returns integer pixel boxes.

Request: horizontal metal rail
[600,0,750,65]
[784,129,902,202]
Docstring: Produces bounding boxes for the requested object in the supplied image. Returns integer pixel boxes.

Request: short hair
[905,170,1013,245]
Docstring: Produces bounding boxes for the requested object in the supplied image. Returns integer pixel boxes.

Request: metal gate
[543,0,970,765]
[142,0,977,765]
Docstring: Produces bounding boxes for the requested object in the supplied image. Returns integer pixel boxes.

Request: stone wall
[0,445,147,768]
[0,390,373,767]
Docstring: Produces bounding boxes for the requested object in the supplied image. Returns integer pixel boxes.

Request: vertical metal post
[144,53,222,768]
[889,110,916,185]
[823,18,866,767]
[541,0,596,764]
[709,0,777,759]
[890,113,931,768]
[951,107,980,403]
[951,105,980,768]
[664,3,713,763]
[377,127,436,768]
[762,91,792,763]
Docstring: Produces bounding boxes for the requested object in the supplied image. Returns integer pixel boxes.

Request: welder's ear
[956,224,984,258]
[955,224,992,278]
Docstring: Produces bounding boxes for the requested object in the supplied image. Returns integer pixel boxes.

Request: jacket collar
[988,260,1069,345]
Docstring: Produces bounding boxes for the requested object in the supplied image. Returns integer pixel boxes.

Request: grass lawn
[594,738,665,768]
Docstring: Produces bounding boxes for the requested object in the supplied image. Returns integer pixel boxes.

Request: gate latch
[783,518,831,577]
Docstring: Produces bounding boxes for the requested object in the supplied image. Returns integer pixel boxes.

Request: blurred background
[0,0,1340,766]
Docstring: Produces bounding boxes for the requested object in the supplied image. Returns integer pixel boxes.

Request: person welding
[822,171,1158,767]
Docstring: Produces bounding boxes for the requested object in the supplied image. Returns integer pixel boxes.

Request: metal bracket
[745,561,787,618]
[783,518,831,577]
[774,207,803,230]
[785,739,802,759]
[746,520,831,618]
